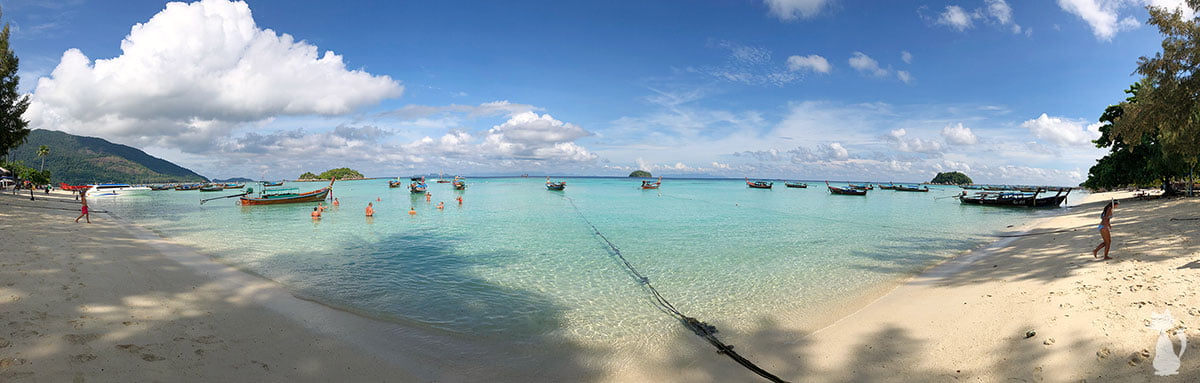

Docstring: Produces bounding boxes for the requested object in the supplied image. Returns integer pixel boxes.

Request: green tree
[1083,83,1187,192]
[299,171,318,180]
[1115,2,1200,195]
[316,167,364,180]
[36,144,48,171]
[0,6,31,159]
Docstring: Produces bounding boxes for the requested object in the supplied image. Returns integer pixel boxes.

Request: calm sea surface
[93,178,1077,347]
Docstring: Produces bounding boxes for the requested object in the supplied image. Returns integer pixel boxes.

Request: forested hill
[7,129,208,185]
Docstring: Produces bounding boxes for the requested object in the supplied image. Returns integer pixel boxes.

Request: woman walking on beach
[75,194,90,223]
[1092,201,1118,260]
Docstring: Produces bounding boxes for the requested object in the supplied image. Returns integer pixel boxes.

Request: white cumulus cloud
[1055,0,1191,40]
[849,52,889,77]
[886,128,944,153]
[1021,113,1102,146]
[764,0,834,21]
[901,51,913,64]
[941,123,978,145]
[896,70,914,84]
[24,0,402,153]
[937,5,975,31]
[480,111,597,161]
[786,54,832,74]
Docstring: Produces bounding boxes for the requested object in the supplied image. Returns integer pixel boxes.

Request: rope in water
[561,196,789,383]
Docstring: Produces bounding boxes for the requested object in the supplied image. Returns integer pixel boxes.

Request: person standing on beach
[75,194,90,223]
[1093,201,1118,260]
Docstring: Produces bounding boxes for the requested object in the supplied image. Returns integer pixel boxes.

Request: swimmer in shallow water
[311,207,321,219]
[437,202,444,210]
[365,202,375,217]
[408,206,417,215]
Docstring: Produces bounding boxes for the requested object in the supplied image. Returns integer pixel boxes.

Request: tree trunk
[1190,162,1196,197]
[40,156,44,172]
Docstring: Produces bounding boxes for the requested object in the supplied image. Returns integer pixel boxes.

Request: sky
[4,0,1191,184]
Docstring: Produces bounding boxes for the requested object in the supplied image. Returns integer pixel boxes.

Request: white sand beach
[2,189,1199,382]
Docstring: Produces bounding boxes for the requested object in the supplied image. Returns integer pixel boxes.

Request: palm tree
[36,145,49,171]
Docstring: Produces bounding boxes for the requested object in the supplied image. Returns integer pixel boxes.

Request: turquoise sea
[92,178,1075,348]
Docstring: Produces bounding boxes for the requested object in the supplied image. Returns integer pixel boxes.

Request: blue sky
[5,0,1188,183]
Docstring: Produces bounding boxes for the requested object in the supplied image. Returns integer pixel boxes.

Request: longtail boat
[827,181,867,196]
[894,185,929,192]
[149,184,173,191]
[453,176,467,190]
[200,184,225,192]
[388,179,403,188]
[746,178,773,189]
[410,180,428,193]
[877,183,896,190]
[961,184,982,190]
[641,176,662,190]
[959,188,1071,208]
[546,177,566,191]
[785,182,808,188]
[849,183,874,190]
[175,183,200,191]
[239,179,334,206]
[223,183,245,189]
[263,181,284,187]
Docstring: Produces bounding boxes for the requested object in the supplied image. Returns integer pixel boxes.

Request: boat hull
[546,183,566,190]
[785,183,807,188]
[239,188,330,205]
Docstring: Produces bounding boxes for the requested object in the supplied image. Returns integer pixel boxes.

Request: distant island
[628,170,652,178]
[298,167,364,181]
[7,129,208,185]
[929,171,973,185]
[212,177,255,183]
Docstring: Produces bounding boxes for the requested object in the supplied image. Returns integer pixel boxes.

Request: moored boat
[894,185,929,192]
[546,177,566,191]
[410,178,428,193]
[849,183,874,190]
[239,179,334,206]
[149,184,173,191]
[826,181,867,196]
[746,178,773,189]
[959,188,1072,208]
[641,176,662,190]
[877,183,896,190]
[263,181,284,187]
[223,183,245,189]
[175,183,201,191]
[199,184,225,192]
[961,184,982,190]
[388,179,403,188]
[86,183,151,197]
[785,182,808,188]
[453,176,467,190]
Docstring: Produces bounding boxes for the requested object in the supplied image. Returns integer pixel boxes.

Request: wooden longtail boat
[546,177,566,190]
[200,184,225,192]
[849,184,874,190]
[746,178,773,189]
[453,176,467,190]
[174,184,200,191]
[959,188,1071,208]
[388,180,403,188]
[263,181,284,187]
[877,184,896,190]
[894,185,929,192]
[223,183,245,189]
[149,184,173,191]
[641,177,662,190]
[785,182,808,188]
[826,181,867,196]
[961,185,982,190]
[239,179,333,206]
[410,181,428,193]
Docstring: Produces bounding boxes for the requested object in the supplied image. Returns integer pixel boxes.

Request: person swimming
[437,202,444,210]
[311,207,321,219]
[408,206,417,215]
[333,198,340,207]
[425,192,432,202]
[456,195,463,205]
[365,202,375,217]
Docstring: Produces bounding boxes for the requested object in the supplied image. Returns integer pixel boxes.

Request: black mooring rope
[562,196,789,383]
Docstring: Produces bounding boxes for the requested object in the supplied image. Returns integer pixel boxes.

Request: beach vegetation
[0,7,31,159]
[629,170,652,177]
[929,171,972,185]
[36,145,48,171]
[1,159,49,185]
[299,172,318,179]
[1083,83,1188,193]
[1110,2,1200,195]
[299,168,364,180]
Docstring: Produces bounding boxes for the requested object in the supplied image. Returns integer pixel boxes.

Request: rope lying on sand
[1170,217,1200,221]
[561,196,789,383]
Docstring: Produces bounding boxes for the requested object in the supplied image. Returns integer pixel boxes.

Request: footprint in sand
[69,354,97,364]
[140,354,165,362]
[64,333,100,345]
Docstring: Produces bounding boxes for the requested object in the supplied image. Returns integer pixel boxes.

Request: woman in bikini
[1092,201,1118,260]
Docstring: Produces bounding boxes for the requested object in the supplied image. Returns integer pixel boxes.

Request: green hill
[6,129,208,185]
[930,171,973,185]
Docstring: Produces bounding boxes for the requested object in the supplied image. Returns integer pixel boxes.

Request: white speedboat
[86,183,151,197]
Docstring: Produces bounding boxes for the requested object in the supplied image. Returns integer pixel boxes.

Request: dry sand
[2,189,1199,382]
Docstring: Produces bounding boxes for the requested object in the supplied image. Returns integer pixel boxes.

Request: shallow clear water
[93,178,1072,346]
